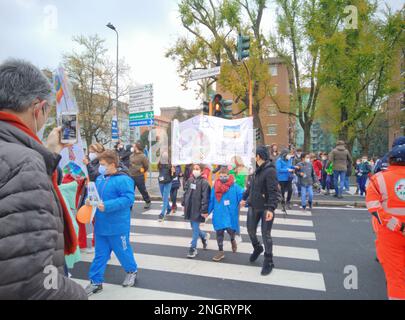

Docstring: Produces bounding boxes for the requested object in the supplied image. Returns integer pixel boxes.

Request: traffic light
[237,34,251,61]
[211,94,234,119]
[255,128,261,141]
[213,94,223,118]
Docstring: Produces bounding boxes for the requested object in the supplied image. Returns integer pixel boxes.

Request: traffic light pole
[242,60,253,117]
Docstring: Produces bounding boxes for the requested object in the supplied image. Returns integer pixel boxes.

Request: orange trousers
[376,225,405,300]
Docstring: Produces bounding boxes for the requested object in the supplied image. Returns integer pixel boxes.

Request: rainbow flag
[54,75,64,104]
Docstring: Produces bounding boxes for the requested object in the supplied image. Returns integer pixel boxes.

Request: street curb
[135,196,367,208]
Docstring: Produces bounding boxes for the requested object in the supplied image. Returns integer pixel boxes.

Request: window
[270,65,278,77]
[268,105,278,116]
[267,125,278,136]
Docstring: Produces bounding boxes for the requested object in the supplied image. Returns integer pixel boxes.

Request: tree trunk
[303,122,312,153]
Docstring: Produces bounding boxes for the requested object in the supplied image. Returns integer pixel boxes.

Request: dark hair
[301,153,308,160]
[98,150,119,167]
[219,167,230,175]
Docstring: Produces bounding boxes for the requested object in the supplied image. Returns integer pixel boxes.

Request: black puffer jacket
[0,120,87,300]
[183,176,211,223]
[244,161,281,212]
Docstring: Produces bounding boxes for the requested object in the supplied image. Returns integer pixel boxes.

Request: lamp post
[107,22,119,142]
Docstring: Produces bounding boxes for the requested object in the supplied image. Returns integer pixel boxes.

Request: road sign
[130,84,153,94]
[130,90,154,100]
[130,119,155,128]
[129,105,154,113]
[189,67,221,82]
[129,111,154,121]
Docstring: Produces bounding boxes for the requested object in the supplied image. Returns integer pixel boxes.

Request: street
[70,202,387,300]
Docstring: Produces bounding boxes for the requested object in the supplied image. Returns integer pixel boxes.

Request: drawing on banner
[54,67,88,177]
[172,115,254,167]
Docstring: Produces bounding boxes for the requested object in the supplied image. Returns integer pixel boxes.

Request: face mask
[89,153,97,162]
[131,148,135,153]
[286,155,293,160]
[99,165,107,176]
[362,159,367,163]
[219,177,229,184]
[193,170,201,178]
[305,159,311,164]
[297,153,302,158]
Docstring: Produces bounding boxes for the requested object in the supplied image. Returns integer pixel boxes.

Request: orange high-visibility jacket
[366,165,405,222]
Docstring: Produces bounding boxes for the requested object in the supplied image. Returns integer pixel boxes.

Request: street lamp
[106,22,119,142]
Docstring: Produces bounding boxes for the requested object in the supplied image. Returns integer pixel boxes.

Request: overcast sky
[0,0,403,115]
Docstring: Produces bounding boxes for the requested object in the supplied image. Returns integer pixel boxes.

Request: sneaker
[309,202,313,210]
[249,245,264,263]
[302,206,307,211]
[287,203,292,210]
[231,239,238,253]
[144,202,151,209]
[85,283,103,296]
[187,248,198,259]
[158,214,165,222]
[212,251,225,262]
[122,272,137,287]
[85,247,95,254]
[261,257,275,276]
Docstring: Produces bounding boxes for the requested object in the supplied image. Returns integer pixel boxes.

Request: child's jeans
[301,185,314,208]
[190,221,207,249]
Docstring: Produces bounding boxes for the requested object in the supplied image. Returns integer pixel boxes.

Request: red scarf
[214,175,235,202]
[0,111,78,255]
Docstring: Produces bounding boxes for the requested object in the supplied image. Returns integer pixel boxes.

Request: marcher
[366,145,405,300]
[241,146,281,276]
[345,157,353,193]
[320,152,329,192]
[294,148,303,197]
[169,165,183,214]
[120,145,132,169]
[358,156,372,196]
[157,151,174,221]
[355,159,362,195]
[0,59,87,299]
[183,164,211,259]
[83,143,106,182]
[296,153,318,210]
[129,141,152,209]
[276,149,295,211]
[374,137,405,174]
[208,167,244,262]
[85,151,137,296]
[328,141,353,199]
[269,143,280,163]
[311,153,323,194]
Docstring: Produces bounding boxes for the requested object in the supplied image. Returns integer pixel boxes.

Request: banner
[172,115,256,168]
[54,67,88,179]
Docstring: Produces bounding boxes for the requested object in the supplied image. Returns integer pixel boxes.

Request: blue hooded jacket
[208,183,244,232]
[94,172,135,236]
[276,157,294,182]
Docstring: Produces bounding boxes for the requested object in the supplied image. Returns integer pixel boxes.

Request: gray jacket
[328,145,353,172]
[0,120,87,300]
[297,162,318,187]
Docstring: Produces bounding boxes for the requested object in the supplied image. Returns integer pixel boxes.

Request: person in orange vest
[366,144,405,300]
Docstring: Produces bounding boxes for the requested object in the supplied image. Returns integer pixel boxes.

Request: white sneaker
[235,235,243,244]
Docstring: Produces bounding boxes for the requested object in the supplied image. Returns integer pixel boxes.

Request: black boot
[261,255,275,276]
[249,245,264,263]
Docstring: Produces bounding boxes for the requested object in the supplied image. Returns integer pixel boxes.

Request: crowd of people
[1,59,405,300]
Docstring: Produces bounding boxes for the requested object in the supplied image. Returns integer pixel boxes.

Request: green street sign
[129,111,154,121]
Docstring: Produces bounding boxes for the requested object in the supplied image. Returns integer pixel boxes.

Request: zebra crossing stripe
[78,253,326,292]
[131,218,317,241]
[140,210,314,227]
[72,279,214,300]
[87,232,320,261]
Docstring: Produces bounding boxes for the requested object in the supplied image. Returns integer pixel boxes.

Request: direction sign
[129,111,154,121]
[130,90,154,100]
[130,84,153,94]
[189,66,221,82]
[130,119,155,128]
[129,105,154,113]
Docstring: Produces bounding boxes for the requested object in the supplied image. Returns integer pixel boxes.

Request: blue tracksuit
[276,157,295,182]
[89,172,137,285]
[208,183,244,232]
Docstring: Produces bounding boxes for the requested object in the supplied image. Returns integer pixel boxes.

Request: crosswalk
[71,203,326,300]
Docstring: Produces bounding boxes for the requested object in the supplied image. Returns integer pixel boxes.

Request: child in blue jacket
[208,167,244,262]
[85,151,137,296]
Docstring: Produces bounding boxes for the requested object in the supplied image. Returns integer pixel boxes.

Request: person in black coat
[183,164,211,259]
[242,146,281,276]
[83,143,106,182]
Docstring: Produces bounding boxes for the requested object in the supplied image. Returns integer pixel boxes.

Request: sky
[0,0,403,115]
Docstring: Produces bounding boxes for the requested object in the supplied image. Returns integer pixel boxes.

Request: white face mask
[131,148,135,153]
[193,170,201,178]
[89,153,98,162]
[286,155,293,160]
[305,159,311,164]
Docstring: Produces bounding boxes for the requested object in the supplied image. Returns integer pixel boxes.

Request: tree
[321,2,404,152]
[63,34,131,148]
[166,0,272,144]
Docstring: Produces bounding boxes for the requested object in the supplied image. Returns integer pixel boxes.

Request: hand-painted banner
[54,67,88,179]
[172,115,256,168]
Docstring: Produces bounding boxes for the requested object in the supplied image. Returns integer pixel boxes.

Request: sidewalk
[137,174,367,208]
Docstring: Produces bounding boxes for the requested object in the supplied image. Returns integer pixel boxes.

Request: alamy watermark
[43,4,58,32]
[43,265,58,290]
[344,265,358,290]
[344,5,358,30]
